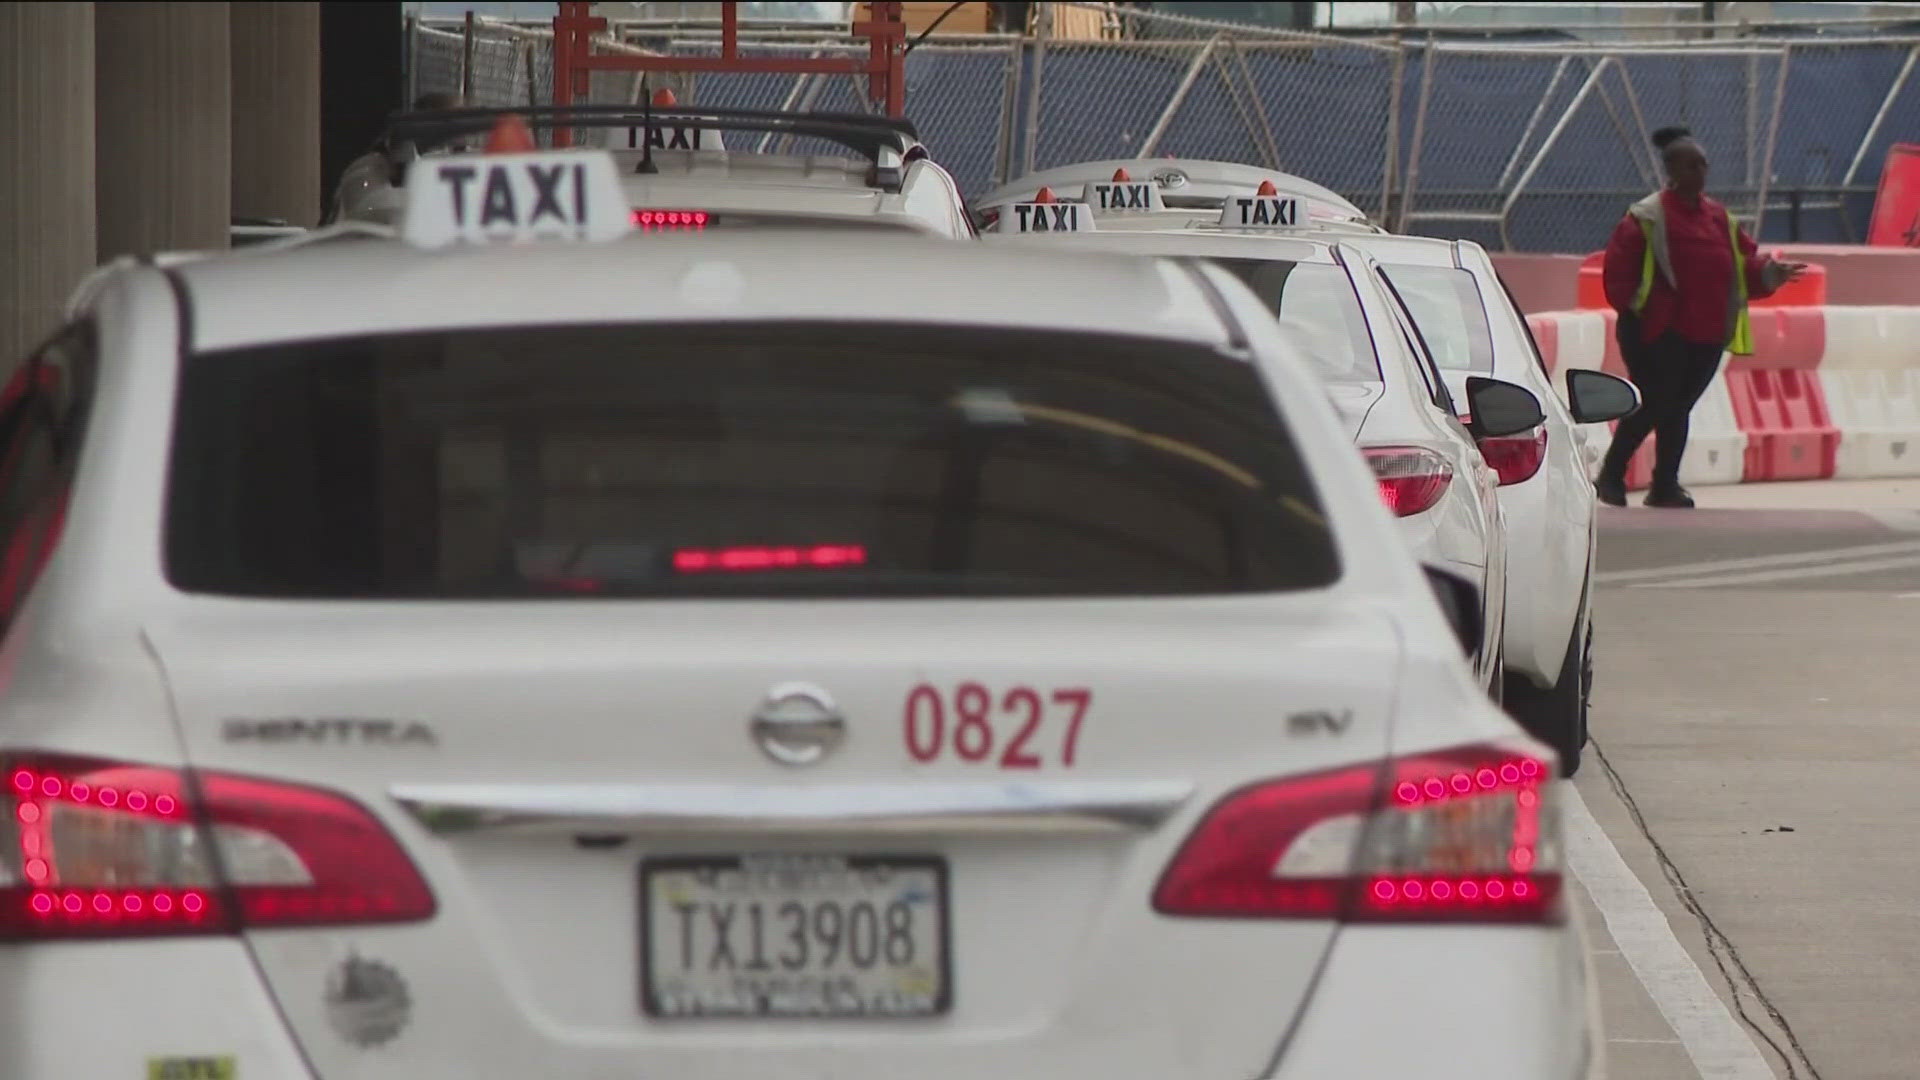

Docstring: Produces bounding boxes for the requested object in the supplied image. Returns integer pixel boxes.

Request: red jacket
[1602,190,1785,347]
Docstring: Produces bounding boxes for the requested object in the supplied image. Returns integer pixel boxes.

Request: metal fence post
[1223,41,1282,171]
[462,11,476,103]
[1503,57,1614,222]
[1381,40,1405,226]
[1843,43,1920,188]
[1615,60,1660,184]
[1141,36,1224,158]
[1396,35,1437,233]
[405,15,419,105]
[1745,52,1759,187]
[1752,45,1791,238]
[1020,4,1051,176]
[1497,55,1569,191]
[994,40,1023,185]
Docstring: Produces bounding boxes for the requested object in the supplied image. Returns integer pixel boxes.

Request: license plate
[640,854,950,1019]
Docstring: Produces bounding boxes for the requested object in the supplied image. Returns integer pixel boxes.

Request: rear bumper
[3,938,313,1079]
[1267,922,1593,1080]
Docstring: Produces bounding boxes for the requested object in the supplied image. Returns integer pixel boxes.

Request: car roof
[973,158,1369,222]
[1324,231,1464,268]
[162,231,1238,353]
[985,228,1339,265]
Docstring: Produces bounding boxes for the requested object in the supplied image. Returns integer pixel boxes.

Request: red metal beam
[550,1,910,118]
[552,55,887,75]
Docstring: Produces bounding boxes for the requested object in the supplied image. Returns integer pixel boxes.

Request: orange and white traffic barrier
[1526,303,1920,490]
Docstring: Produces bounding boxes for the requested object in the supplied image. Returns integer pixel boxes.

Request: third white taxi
[1335,232,1640,774]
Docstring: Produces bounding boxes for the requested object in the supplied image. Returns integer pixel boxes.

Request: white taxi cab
[1329,232,1639,774]
[985,187,1546,695]
[331,96,975,238]
[3,145,1594,1079]
[970,157,1383,234]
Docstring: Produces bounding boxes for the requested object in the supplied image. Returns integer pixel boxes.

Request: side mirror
[1463,376,1546,439]
[1424,564,1484,659]
[1565,368,1642,425]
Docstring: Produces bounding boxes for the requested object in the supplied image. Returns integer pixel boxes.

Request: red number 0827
[902,683,1092,768]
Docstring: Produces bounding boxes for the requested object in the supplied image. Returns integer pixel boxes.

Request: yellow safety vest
[1631,213,1753,355]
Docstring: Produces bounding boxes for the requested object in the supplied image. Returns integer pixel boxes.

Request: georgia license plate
[640,854,950,1019]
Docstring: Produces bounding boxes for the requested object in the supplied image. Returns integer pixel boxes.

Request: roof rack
[384,104,923,190]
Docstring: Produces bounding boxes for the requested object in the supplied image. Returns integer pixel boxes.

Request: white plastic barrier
[1677,376,1750,487]
[1544,311,1610,476]
[1820,307,1920,479]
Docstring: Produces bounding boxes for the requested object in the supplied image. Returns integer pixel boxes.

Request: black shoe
[1644,485,1695,509]
[1594,476,1627,507]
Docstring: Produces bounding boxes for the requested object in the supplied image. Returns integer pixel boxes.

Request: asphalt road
[1576,479,1920,1080]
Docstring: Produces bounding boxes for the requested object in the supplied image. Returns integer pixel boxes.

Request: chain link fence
[405,4,1920,252]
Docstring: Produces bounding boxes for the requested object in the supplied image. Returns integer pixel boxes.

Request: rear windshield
[1379,265,1494,373]
[1209,260,1380,383]
[166,324,1339,599]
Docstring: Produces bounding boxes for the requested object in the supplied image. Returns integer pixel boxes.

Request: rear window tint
[166,323,1340,599]
[1379,265,1493,373]
[1209,260,1380,383]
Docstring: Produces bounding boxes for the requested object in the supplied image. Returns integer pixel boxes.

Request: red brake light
[1477,426,1549,486]
[630,209,710,230]
[1,753,435,939]
[1363,446,1452,516]
[1153,742,1560,923]
[672,544,868,574]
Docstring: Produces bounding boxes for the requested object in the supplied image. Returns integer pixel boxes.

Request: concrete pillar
[0,4,96,361]
[95,2,231,261]
[231,2,320,227]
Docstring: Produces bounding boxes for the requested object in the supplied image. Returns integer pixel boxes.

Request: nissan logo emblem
[750,682,846,766]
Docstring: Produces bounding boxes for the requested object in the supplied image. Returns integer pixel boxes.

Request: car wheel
[1502,614,1590,777]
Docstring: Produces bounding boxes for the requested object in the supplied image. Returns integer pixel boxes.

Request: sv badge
[1287,710,1354,737]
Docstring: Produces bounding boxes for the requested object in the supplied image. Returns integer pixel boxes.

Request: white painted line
[1635,551,1920,589]
[1565,786,1777,1080]
[1860,509,1920,533]
[1597,538,1920,584]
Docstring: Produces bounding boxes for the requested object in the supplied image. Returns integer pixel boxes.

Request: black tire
[1503,615,1591,777]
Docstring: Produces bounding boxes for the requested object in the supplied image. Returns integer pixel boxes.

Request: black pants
[1600,321,1726,491]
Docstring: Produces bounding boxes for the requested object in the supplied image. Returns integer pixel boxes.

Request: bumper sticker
[147,1057,235,1080]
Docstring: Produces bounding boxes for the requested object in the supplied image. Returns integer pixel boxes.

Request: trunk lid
[149,596,1402,1079]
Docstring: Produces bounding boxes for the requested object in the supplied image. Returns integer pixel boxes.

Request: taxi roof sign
[1218,182,1303,230]
[998,192,1098,234]
[401,148,632,248]
[1082,171,1164,214]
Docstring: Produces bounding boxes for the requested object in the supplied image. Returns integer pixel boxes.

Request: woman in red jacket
[1597,125,1805,508]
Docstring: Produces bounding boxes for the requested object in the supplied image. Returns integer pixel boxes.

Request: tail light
[1477,426,1549,486]
[631,209,709,230]
[0,753,435,939]
[1363,446,1452,517]
[1153,741,1560,923]
[673,544,867,574]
